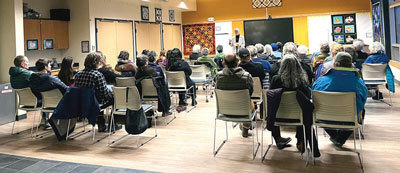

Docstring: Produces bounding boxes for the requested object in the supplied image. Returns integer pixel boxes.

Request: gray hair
[353,39,364,51]
[264,44,273,56]
[320,42,330,54]
[247,45,258,57]
[369,41,385,54]
[283,42,298,56]
[216,45,223,53]
[297,45,308,55]
[255,43,265,54]
[278,54,309,88]
[201,48,210,56]
[344,45,358,60]
[334,52,353,68]
[193,45,201,53]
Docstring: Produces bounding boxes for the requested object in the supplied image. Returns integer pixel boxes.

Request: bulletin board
[331,14,357,44]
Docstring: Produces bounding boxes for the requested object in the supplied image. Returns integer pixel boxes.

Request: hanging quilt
[252,0,282,8]
[183,23,216,55]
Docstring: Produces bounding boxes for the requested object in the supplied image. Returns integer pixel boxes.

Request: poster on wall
[331,14,357,44]
[372,2,384,44]
[141,6,149,21]
[155,8,162,22]
[182,23,216,55]
[169,10,175,22]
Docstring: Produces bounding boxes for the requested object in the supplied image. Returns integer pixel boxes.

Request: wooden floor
[0,87,399,173]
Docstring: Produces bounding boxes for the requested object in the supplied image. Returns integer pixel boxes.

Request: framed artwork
[333,26,343,34]
[334,35,345,44]
[27,40,38,51]
[81,41,89,53]
[372,2,384,43]
[344,15,355,24]
[332,16,343,25]
[169,10,175,22]
[141,6,149,21]
[43,39,53,49]
[345,25,355,33]
[346,35,356,44]
[155,8,162,22]
[252,0,282,8]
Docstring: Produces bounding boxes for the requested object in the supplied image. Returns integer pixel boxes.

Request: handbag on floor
[125,87,148,135]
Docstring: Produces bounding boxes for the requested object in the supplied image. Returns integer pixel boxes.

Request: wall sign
[332,14,357,44]
[81,41,89,53]
[141,6,149,21]
[169,10,175,22]
[27,40,38,51]
[155,8,162,22]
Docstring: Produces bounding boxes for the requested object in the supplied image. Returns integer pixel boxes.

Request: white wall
[215,22,233,54]
[23,0,66,18]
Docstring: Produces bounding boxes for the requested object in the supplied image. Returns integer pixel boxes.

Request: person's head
[168,48,183,68]
[14,55,29,69]
[331,43,344,57]
[160,50,166,57]
[234,28,240,36]
[283,42,298,56]
[84,52,103,70]
[238,48,250,61]
[216,45,224,53]
[141,49,150,56]
[369,41,385,54]
[136,55,148,68]
[201,48,210,57]
[35,58,51,72]
[61,56,74,69]
[96,51,107,66]
[192,45,201,53]
[277,42,283,51]
[223,54,239,68]
[166,50,172,60]
[148,50,157,62]
[271,43,279,51]
[353,39,365,51]
[297,45,308,56]
[118,50,130,60]
[247,45,257,58]
[334,52,353,68]
[344,45,358,60]
[255,44,264,54]
[264,44,273,56]
[320,42,330,54]
[278,54,308,88]
[58,57,74,85]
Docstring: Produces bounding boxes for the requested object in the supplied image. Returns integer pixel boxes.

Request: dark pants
[325,129,353,144]
[178,83,196,106]
[97,98,114,127]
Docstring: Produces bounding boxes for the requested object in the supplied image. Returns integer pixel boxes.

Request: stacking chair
[261,91,309,165]
[361,63,392,106]
[213,89,260,160]
[312,91,363,169]
[116,77,136,87]
[13,88,41,137]
[37,89,63,138]
[165,71,196,112]
[251,77,263,119]
[141,78,176,125]
[190,65,213,103]
[108,86,157,147]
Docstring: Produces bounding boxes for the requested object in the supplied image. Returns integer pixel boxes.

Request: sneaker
[241,128,249,138]
[296,141,305,153]
[276,137,292,150]
[98,124,107,132]
[176,106,187,113]
[162,111,173,117]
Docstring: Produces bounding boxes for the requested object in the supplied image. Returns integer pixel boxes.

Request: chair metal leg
[303,125,309,166]
[107,113,115,145]
[262,133,273,161]
[11,119,16,135]
[353,129,357,152]
[213,119,228,156]
[311,125,315,165]
[261,122,264,162]
[30,111,37,137]
[253,121,260,160]
[358,127,364,170]
[92,125,96,143]
[65,119,71,141]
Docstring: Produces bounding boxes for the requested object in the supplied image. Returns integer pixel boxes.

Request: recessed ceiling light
[178,0,188,9]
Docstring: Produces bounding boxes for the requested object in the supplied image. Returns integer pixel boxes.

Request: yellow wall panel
[231,21,244,36]
[293,17,309,48]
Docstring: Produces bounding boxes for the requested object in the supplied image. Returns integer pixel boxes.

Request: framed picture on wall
[27,40,38,51]
[155,8,162,22]
[81,41,89,53]
[43,39,53,50]
[344,15,355,24]
[332,16,343,25]
[169,10,175,22]
[334,35,345,44]
[346,35,356,44]
[141,6,149,21]
[345,25,355,34]
[333,26,343,34]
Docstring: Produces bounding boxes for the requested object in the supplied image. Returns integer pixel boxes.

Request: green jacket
[197,56,218,77]
[214,53,225,60]
[9,67,33,89]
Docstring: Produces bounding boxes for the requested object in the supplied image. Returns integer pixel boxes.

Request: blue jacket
[52,87,100,126]
[252,58,272,72]
[312,68,368,117]
[365,53,390,64]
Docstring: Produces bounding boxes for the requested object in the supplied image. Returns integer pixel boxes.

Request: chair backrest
[127,86,142,111]
[361,63,387,81]
[41,89,63,108]
[190,65,207,81]
[275,91,303,126]
[165,71,187,90]
[112,87,128,111]
[15,88,38,108]
[312,91,358,129]
[116,77,136,87]
[215,89,252,118]
[141,79,158,101]
[251,77,262,101]
[262,89,268,120]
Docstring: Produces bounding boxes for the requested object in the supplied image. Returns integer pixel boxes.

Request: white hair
[192,45,201,53]
[255,43,264,54]
[369,42,385,54]
[353,40,365,51]
[247,45,258,57]
[297,45,308,55]
[234,28,240,32]
[264,44,273,56]
[283,42,298,56]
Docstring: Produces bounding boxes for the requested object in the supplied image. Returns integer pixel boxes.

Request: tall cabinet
[24,19,69,51]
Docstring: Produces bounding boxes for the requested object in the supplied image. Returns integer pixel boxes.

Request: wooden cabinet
[24,19,69,51]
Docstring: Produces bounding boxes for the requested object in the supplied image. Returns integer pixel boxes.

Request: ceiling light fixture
[178,0,188,9]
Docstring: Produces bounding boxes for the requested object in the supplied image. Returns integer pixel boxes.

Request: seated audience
[216,54,254,137]
[135,55,158,80]
[167,48,197,112]
[238,48,266,82]
[353,39,369,60]
[264,44,276,61]
[324,43,344,63]
[75,52,118,132]
[269,55,320,156]
[97,52,124,84]
[255,43,269,60]
[312,42,330,69]
[29,58,69,128]
[115,50,137,76]
[189,45,201,61]
[277,42,283,53]
[147,50,164,76]
[271,43,282,59]
[248,45,272,72]
[196,48,218,77]
[58,56,76,86]
[155,50,167,67]
[141,49,150,56]
[297,45,312,64]
[214,45,225,70]
[313,52,367,147]
[9,55,33,89]
[316,43,344,79]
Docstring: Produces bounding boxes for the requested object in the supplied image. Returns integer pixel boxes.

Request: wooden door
[54,21,69,49]
[97,20,118,67]
[136,22,161,56]
[24,19,41,51]
[116,21,134,63]
[40,20,56,50]
[163,24,182,51]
